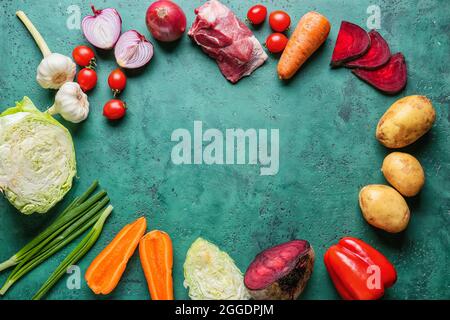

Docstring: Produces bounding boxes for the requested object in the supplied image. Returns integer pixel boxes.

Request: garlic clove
[37,53,76,89]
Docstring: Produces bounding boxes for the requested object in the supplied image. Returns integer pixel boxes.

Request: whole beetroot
[244,240,315,300]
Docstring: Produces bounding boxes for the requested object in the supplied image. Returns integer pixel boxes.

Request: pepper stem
[16,11,52,57]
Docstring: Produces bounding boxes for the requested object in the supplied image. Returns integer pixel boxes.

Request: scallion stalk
[32,205,113,300]
[0,181,100,272]
[0,197,110,295]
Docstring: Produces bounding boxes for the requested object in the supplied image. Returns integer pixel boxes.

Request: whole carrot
[139,230,174,300]
[85,217,147,295]
[277,11,331,80]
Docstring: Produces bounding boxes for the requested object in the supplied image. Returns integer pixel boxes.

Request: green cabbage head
[183,237,250,300]
[0,97,76,215]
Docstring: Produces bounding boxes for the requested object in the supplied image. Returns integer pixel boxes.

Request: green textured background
[0,0,449,300]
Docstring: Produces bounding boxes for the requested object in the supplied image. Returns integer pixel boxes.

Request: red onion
[114,30,154,69]
[82,6,122,50]
[146,0,186,42]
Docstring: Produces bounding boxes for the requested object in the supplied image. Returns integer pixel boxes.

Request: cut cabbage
[183,237,250,300]
[0,97,76,215]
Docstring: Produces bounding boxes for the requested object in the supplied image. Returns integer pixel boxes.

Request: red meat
[188,0,268,83]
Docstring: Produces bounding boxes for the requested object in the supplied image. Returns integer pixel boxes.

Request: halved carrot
[85,217,147,295]
[277,11,331,80]
[139,230,174,300]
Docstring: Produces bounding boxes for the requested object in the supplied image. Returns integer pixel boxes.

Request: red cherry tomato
[265,33,288,53]
[108,69,127,95]
[269,10,291,32]
[247,4,267,25]
[77,68,97,92]
[103,99,127,120]
[72,46,96,67]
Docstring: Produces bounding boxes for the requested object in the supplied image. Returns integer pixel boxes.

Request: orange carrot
[277,11,331,80]
[85,217,147,295]
[139,230,174,300]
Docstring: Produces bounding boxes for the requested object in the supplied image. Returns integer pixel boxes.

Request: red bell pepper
[324,237,397,300]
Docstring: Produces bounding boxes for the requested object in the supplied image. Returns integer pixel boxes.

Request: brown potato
[359,184,410,233]
[376,95,435,148]
[382,152,425,197]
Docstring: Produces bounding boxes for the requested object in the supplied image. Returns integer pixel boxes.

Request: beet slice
[352,52,407,94]
[244,240,314,300]
[330,21,370,67]
[345,30,391,69]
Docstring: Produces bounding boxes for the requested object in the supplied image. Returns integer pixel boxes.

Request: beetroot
[352,52,407,94]
[345,30,391,69]
[330,21,370,67]
[244,240,314,300]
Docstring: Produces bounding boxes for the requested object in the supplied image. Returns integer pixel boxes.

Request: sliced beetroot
[345,30,391,69]
[331,21,370,67]
[244,240,315,300]
[352,52,407,94]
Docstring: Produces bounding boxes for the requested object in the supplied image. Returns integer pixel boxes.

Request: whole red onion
[145,0,187,42]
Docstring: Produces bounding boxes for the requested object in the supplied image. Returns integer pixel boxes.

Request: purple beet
[352,52,407,94]
[345,30,391,69]
[330,21,370,67]
[244,240,315,300]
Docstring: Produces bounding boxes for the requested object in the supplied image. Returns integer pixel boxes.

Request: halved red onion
[114,30,154,69]
[82,6,122,50]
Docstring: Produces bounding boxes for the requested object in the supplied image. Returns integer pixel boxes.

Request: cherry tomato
[265,33,288,53]
[247,4,267,25]
[103,99,127,120]
[269,10,291,32]
[108,69,127,95]
[77,68,97,92]
[72,46,96,67]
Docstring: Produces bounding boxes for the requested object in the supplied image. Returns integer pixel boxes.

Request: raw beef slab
[188,0,268,83]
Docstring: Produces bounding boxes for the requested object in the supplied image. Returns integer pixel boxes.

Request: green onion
[33,205,113,300]
[0,181,113,296]
[0,180,100,272]
[0,197,110,295]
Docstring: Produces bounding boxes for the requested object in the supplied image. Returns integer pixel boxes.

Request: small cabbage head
[0,97,76,215]
[183,237,250,300]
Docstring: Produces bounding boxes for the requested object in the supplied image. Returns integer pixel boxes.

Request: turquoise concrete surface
[0,0,448,300]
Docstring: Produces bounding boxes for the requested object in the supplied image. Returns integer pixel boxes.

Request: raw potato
[359,185,410,233]
[382,152,425,197]
[376,95,435,148]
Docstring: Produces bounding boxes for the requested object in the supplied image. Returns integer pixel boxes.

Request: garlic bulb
[16,11,76,89]
[48,82,90,123]
[37,53,76,89]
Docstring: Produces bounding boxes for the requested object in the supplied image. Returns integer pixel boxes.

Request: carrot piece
[85,217,147,295]
[277,11,331,80]
[139,230,174,300]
